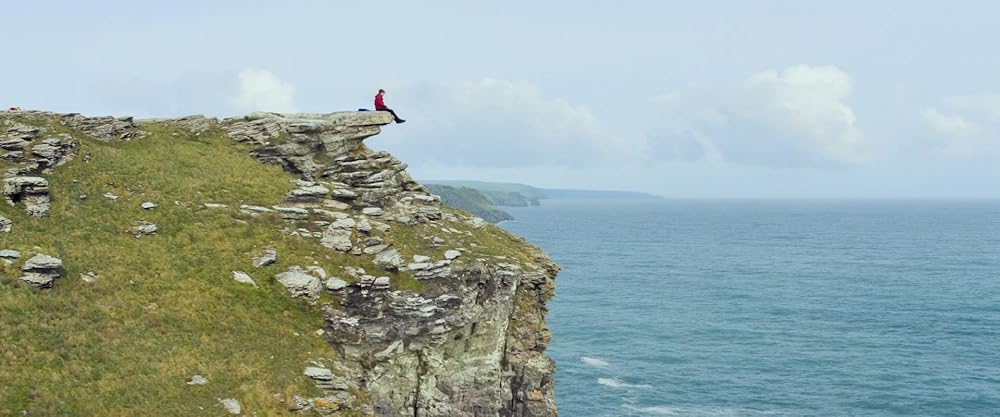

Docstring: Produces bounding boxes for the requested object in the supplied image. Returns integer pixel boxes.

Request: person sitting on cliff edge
[374,89,405,124]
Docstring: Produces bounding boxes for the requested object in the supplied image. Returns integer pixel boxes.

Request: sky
[2,0,999,198]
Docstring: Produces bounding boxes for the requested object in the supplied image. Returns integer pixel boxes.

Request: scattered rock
[103,192,119,200]
[232,271,258,288]
[80,272,97,283]
[363,244,389,255]
[304,367,352,391]
[218,398,241,415]
[432,236,445,246]
[325,277,348,291]
[361,207,384,216]
[468,217,487,228]
[20,254,64,288]
[203,203,228,209]
[275,267,322,300]
[251,248,277,268]
[374,248,404,271]
[186,374,209,385]
[240,204,274,215]
[304,367,335,380]
[131,221,157,238]
[444,250,462,260]
[140,201,156,210]
[373,276,391,290]
[0,249,21,265]
[320,218,356,252]
[272,205,310,219]
[0,215,11,232]
[413,255,431,263]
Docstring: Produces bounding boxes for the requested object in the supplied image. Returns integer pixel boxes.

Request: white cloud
[921,108,980,137]
[650,65,867,167]
[230,69,297,113]
[378,78,635,168]
[920,94,1000,159]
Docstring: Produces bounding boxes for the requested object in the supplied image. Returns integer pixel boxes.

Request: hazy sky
[2,1,999,197]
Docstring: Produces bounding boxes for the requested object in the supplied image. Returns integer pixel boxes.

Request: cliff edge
[0,110,559,416]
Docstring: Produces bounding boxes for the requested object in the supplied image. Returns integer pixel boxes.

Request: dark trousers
[378,108,403,122]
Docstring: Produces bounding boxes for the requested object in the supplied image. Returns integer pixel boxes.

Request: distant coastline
[424,180,660,222]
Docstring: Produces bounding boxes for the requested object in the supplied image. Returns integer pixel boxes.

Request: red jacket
[374,93,387,110]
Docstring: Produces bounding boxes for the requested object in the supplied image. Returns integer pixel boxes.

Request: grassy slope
[0,115,543,416]
[0,119,348,416]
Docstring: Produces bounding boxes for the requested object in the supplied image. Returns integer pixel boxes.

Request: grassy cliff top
[0,112,544,416]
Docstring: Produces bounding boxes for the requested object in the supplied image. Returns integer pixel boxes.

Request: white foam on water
[581,356,610,367]
[623,404,781,416]
[597,377,652,389]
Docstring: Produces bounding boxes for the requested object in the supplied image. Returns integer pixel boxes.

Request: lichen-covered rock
[324,259,559,417]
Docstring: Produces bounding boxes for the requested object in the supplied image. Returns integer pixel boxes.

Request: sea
[501,199,1000,417]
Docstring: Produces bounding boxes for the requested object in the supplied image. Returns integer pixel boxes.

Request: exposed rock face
[324,260,559,417]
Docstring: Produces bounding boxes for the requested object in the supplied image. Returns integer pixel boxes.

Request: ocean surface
[501,199,1000,417]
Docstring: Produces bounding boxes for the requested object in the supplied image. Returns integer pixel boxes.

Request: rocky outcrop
[3,176,51,217]
[216,111,560,416]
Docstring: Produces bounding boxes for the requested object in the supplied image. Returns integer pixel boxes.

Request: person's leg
[384,108,404,123]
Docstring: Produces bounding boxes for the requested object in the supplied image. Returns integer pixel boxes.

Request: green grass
[0,115,548,416]
[0,119,349,416]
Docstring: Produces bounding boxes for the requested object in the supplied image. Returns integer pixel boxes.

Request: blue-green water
[502,200,1000,417]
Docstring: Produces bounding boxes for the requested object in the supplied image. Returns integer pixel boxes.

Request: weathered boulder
[20,254,64,288]
[373,248,404,271]
[275,267,322,300]
[2,176,50,216]
[325,277,349,291]
[0,215,11,232]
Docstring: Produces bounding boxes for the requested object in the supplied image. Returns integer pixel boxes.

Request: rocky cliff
[0,110,559,416]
